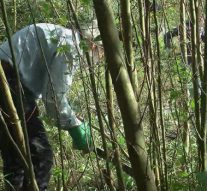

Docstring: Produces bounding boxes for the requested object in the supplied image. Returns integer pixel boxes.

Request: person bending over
[0,23,94,191]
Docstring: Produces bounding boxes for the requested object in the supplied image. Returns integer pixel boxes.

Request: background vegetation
[0,0,207,190]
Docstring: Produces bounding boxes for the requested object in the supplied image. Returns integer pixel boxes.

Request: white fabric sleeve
[42,52,81,129]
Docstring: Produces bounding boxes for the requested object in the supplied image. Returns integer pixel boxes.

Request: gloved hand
[68,122,93,152]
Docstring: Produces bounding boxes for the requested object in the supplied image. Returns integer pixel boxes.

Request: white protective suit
[0,23,82,129]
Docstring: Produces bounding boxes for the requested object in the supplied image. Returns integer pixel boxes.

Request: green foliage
[124,175,135,190]
[196,172,207,191]
[79,39,90,52]
[1,0,206,190]
[57,44,71,55]
[79,0,91,6]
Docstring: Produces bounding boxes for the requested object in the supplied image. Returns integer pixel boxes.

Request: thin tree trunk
[0,1,39,190]
[180,0,190,155]
[120,0,138,97]
[87,59,114,190]
[93,0,157,190]
[0,62,26,156]
[195,0,203,79]
[200,0,207,171]
[67,1,113,189]
[137,0,164,189]
[12,0,17,31]
[152,1,168,190]
[189,0,202,171]
[106,68,126,191]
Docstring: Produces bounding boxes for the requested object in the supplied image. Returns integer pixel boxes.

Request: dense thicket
[0,0,207,190]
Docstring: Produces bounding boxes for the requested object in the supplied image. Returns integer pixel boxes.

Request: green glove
[68,122,93,151]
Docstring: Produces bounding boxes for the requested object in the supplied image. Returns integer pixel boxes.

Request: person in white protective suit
[0,23,96,191]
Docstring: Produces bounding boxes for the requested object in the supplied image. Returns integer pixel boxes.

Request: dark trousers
[0,61,53,191]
